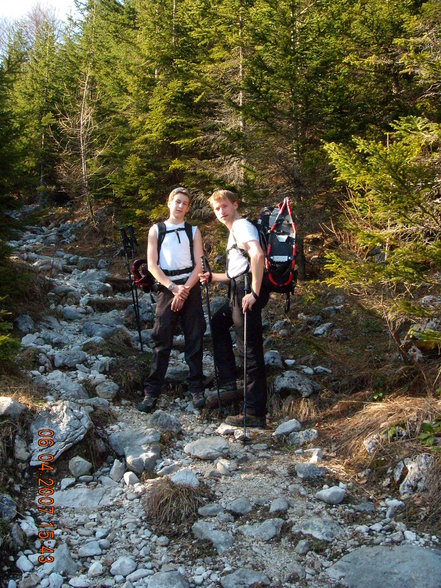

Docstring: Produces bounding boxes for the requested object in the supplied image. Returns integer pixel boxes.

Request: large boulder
[108,427,161,474]
[327,545,441,587]
[29,401,93,465]
[273,371,320,398]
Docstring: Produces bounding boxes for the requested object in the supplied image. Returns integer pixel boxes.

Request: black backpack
[132,222,194,293]
[229,197,297,311]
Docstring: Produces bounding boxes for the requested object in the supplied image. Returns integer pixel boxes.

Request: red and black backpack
[228,197,297,311]
[257,197,297,310]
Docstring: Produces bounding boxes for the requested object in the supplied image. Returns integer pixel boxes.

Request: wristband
[251,289,259,301]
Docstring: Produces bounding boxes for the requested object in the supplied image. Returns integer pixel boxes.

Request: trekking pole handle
[128,225,138,247]
[120,227,129,255]
[244,272,249,295]
[201,255,212,283]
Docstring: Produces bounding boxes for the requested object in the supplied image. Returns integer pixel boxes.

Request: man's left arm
[241,239,265,312]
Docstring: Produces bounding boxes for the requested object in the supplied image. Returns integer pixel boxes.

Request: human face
[212,197,238,228]
[168,192,190,221]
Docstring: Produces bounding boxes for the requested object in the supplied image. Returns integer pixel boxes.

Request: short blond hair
[168,186,191,205]
[208,189,237,207]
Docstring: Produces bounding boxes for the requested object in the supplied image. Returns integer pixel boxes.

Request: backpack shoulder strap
[184,222,195,267]
[226,222,251,278]
[227,222,246,254]
[156,222,166,262]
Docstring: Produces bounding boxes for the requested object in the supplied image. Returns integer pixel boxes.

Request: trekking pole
[120,227,144,352]
[201,255,222,411]
[243,273,249,444]
[128,225,143,343]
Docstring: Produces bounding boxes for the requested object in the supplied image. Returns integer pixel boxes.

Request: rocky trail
[1,208,441,588]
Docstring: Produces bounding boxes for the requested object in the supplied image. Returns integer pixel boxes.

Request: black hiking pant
[144,282,206,398]
[211,274,269,417]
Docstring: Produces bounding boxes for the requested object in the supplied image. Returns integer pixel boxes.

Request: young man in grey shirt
[200,189,268,428]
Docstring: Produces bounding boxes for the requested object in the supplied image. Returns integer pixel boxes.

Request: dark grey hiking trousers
[144,282,206,398]
[211,275,269,417]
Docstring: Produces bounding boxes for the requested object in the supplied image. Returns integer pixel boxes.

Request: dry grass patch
[280,396,320,422]
[142,477,211,535]
[320,394,441,467]
[269,386,340,426]
[0,375,47,412]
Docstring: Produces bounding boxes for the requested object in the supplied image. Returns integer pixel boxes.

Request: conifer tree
[324,117,441,360]
[8,7,63,202]
[0,44,21,370]
[398,0,441,120]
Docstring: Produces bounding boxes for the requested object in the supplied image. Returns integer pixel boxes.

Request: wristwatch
[167,282,175,292]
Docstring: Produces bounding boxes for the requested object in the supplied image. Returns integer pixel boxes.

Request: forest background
[0,0,440,383]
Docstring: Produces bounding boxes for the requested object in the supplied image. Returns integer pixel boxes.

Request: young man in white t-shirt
[138,187,206,412]
[200,189,269,428]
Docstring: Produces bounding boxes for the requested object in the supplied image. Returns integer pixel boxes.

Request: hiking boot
[137,393,158,413]
[191,390,206,409]
[205,382,241,409]
[225,413,266,429]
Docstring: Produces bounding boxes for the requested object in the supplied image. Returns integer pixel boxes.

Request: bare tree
[53,70,110,224]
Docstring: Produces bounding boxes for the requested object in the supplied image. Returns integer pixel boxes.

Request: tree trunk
[238,7,245,184]
[80,70,95,225]
[172,0,177,51]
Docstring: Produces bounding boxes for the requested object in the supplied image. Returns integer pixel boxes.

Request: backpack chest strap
[156,221,195,273]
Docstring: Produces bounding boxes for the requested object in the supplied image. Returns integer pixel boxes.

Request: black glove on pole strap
[201,255,221,411]
[243,273,249,444]
[121,227,143,352]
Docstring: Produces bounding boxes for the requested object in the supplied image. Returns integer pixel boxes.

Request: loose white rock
[69,456,92,477]
[110,556,137,577]
[170,469,200,489]
[273,419,302,437]
[316,486,346,505]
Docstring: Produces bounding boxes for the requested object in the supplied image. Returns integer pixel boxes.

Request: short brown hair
[168,186,191,204]
[208,189,237,207]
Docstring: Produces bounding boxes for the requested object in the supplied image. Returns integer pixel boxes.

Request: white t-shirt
[227,218,259,278]
[155,221,196,281]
